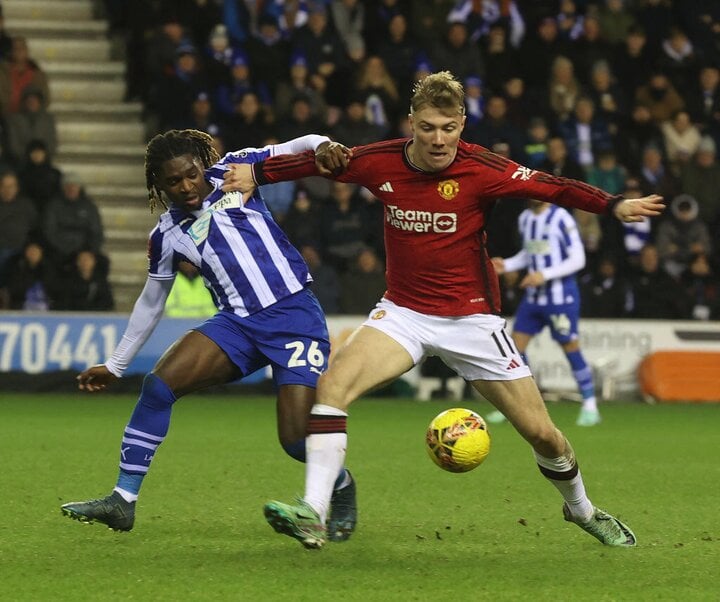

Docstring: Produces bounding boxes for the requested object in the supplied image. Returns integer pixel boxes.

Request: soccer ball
[425,408,491,473]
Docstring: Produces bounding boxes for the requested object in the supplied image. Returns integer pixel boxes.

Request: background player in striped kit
[60,129,357,542]
[489,199,600,427]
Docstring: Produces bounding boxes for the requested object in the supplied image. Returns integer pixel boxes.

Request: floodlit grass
[0,393,717,601]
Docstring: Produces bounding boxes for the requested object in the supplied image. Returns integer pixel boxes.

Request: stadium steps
[5,0,151,311]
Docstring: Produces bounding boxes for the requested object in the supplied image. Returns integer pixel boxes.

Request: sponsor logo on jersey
[379,181,394,192]
[371,310,386,320]
[437,179,459,200]
[386,205,457,233]
[187,191,243,244]
[511,166,536,181]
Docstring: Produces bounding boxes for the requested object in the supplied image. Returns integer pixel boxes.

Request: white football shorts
[363,298,532,382]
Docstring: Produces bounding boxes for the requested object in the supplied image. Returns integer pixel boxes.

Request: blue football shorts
[195,288,330,387]
[513,296,580,344]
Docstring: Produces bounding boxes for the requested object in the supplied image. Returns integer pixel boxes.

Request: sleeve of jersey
[540,219,586,281]
[252,151,320,185]
[479,154,623,215]
[502,249,529,272]
[104,277,175,377]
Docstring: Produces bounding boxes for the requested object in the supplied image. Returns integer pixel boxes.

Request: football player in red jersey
[223,71,664,549]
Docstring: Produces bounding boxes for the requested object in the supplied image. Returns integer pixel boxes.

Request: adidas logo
[506,358,521,370]
[379,181,394,193]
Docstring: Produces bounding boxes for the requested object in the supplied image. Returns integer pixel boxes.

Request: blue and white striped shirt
[147,143,315,317]
[504,205,585,306]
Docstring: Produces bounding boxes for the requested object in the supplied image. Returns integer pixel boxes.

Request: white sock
[304,404,348,523]
[113,487,137,503]
[582,396,598,412]
[534,450,594,521]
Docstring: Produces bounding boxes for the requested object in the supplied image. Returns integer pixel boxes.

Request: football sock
[113,373,176,502]
[534,441,593,521]
[282,439,351,490]
[303,404,348,523]
[565,349,597,410]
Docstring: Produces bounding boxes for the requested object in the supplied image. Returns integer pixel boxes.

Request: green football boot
[264,499,326,549]
[61,491,135,532]
[327,471,357,542]
[563,504,636,546]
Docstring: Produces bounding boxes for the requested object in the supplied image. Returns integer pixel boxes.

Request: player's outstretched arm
[77,365,117,392]
[612,194,665,222]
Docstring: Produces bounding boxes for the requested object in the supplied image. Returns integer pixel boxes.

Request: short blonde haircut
[410,71,465,115]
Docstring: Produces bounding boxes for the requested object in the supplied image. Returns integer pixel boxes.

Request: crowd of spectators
[3,0,720,320]
[0,6,113,311]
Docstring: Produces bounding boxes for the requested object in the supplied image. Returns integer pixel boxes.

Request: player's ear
[460,114,466,130]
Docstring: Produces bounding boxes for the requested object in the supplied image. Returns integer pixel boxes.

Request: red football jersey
[254,138,617,316]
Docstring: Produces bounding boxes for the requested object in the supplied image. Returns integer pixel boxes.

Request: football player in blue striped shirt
[490,199,601,427]
[61,129,356,541]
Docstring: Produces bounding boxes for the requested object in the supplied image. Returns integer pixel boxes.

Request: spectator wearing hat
[290,2,351,106]
[274,51,328,123]
[150,43,209,133]
[680,135,720,225]
[42,171,106,274]
[215,49,265,117]
[17,139,62,215]
[463,75,485,126]
[656,194,712,279]
[204,23,241,89]
[5,87,57,164]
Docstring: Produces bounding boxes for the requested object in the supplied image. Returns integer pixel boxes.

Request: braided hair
[144,129,220,213]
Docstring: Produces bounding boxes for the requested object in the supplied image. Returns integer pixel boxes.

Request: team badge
[371,310,386,320]
[437,179,459,200]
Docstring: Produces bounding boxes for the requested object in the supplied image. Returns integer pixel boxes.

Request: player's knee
[140,373,177,410]
[281,439,306,463]
[526,424,564,456]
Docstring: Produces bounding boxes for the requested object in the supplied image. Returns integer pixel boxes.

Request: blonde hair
[410,71,465,115]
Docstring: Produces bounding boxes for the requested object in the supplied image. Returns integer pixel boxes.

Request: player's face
[157,154,211,212]
[408,106,465,172]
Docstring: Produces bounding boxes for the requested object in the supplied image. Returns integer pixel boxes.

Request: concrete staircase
[4,0,156,311]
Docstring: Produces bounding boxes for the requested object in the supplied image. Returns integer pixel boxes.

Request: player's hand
[315,141,352,176]
[520,271,545,288]
[614,195,665,223]
[221,163,257,196]
[77,364,118,392]
[491,256,505,274]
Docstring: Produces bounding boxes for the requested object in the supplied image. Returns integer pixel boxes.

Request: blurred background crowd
[0,0,718,320]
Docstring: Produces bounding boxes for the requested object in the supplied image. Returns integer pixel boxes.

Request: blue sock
[282,438,349,490]
[115,373,176,500]
[565,350,596,402]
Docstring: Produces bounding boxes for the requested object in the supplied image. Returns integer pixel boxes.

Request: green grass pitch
[1,393,717,601]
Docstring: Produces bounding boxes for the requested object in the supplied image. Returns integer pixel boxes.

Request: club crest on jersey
[437,179,459,200]
[371,310,386,320]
